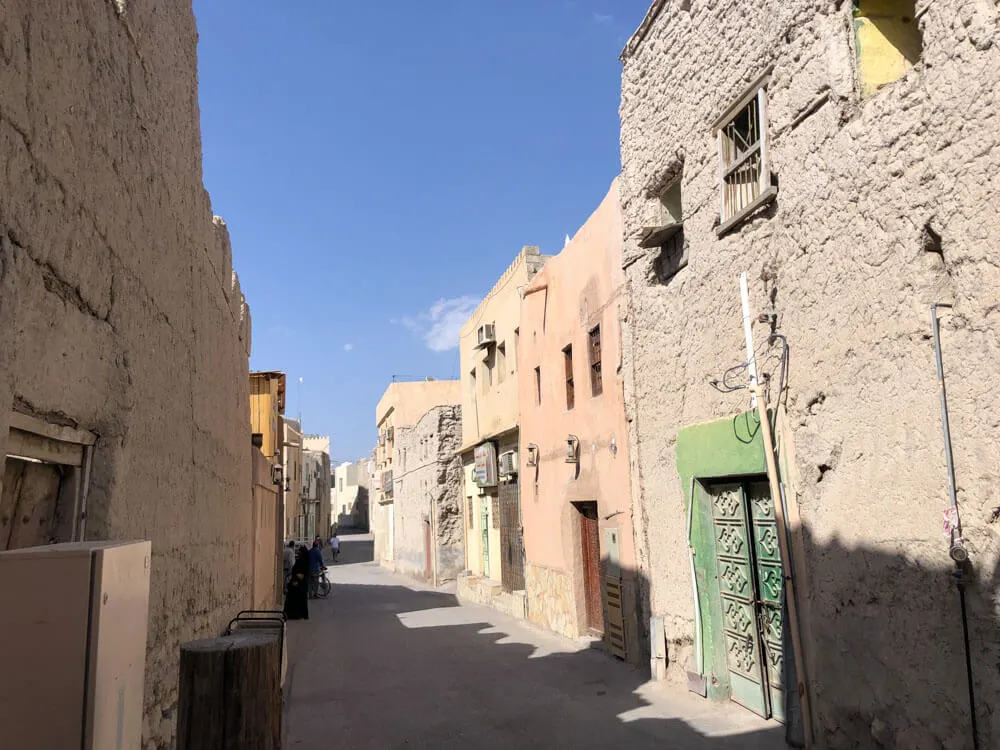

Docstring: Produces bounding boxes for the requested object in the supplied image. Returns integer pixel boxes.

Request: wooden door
[708,481,787,721]
[578,502,602,633]
[1,457,65,550]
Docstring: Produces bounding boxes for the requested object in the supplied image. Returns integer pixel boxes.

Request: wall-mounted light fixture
[565,435,580,464]
[526,443,539,467]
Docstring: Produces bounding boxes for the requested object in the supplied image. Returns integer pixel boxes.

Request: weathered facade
[250,371,286,462]
[373,379,461,567]
[333,458,371,531]
[390,405,465,585]
[282,418,304,539]
[302,435,331,540]
[0,3,254,746]
[518,180,640,664]
[457,246,549,616]
[619,2,1000,748]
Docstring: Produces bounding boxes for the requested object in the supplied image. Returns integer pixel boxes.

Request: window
[484,349,496,388]
[496,343,506,384]
[853,1,922,97]
[534,366,542,405]
[563,345,575,410]
[513,328,519,372]
[589,326,603,396]
[715,73,775,233]
[468,497,474,529]
[339,478,343,491]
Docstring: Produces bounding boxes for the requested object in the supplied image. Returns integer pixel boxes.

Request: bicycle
[310,567,331,598]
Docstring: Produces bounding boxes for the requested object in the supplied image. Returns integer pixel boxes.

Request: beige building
[373,379,461,567]
[456,246,549,617]
[333,458,371,531]
[282,418,304,539]
[302,435,331,541]
[0,4,255,745]
[518,181,640,663]
[619,1,999,747]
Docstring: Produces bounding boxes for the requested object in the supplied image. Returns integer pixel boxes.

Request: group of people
[283,532,341,620]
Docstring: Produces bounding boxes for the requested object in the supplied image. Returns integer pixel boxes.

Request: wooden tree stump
[177,632,281,750]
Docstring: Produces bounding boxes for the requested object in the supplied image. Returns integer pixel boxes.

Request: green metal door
[747,481,786,723]
[709,481,785,721]
[481,496,490,576]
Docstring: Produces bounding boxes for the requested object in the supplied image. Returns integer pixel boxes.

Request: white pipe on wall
[740,271,758,409]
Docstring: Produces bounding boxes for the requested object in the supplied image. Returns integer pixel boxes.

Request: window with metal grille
[588,326,603,396]
[491,497,500,529]
[563,345,574,410]
[468,498,474,529]
[715,75,774,233]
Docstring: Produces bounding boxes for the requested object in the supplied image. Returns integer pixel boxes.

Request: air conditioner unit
[476,323,496,348]
[499,450,518,476]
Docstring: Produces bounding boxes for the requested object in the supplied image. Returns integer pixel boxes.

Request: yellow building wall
[854,1,922,96]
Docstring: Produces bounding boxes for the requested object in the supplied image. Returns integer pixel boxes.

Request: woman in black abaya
[284,546,310,620]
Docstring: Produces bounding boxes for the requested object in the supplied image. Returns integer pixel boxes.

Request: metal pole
[931,303,978,749]
[931,304,959,535]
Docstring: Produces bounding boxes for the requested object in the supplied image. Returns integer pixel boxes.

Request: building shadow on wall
[334,529,374,564]
[284,572,786,749]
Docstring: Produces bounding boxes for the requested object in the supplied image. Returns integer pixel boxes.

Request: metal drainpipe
[931,303,979,750]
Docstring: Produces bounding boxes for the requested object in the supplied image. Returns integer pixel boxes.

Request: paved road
[284,532,786,749]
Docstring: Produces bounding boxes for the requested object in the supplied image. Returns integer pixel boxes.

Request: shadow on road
[284,557,786,749]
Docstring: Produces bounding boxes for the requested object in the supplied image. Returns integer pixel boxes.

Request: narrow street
[284,532,785,749]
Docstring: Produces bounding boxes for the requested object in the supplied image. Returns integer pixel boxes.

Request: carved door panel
[747,481,786,723]
[710,483,769,717]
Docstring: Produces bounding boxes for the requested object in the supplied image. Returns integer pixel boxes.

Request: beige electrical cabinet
[0,540,152,750]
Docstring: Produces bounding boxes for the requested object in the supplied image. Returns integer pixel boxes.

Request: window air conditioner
[499,450,518,476]
[476,323,496,348]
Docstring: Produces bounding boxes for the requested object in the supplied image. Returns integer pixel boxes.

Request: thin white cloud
[593,12,613,23]
[343,343,354,352]
[398,295,480,353]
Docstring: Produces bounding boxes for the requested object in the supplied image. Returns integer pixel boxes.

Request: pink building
[517,180,639,663]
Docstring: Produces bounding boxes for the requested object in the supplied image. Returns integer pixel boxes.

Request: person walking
[283,540,295,591]
[308,539,324,598]
[284,546,310,620]
[328,532,340,562]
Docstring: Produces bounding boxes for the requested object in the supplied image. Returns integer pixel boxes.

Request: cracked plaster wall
[391,405,465,584]
[619,1,1000,748]
[0,3,252,747]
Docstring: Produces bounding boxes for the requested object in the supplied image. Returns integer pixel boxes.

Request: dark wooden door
[578,502,602,633]
[1,457,65,550]
[498,482,525,592]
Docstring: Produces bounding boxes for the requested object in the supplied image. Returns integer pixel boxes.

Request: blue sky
[193,1,650,462]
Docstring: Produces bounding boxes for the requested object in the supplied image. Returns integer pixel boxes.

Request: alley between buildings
[283,532,785,749]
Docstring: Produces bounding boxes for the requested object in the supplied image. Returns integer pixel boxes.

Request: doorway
[575,501,602,634]
[706,479,787,722]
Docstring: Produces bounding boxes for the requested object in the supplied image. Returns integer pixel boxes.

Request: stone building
[282,418,304,539]
[0,2,255,746]
[390,405,465,585]
[333,458,371,531]
[457,246,549,618]
[618,1,999,748]
[518,180,640,664]
[373,379,461,567]
[302,435,331,540]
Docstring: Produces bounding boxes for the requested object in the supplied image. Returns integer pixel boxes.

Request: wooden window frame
[588,325,603,397]
[563,345,575,411]
[713,69,777,236]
